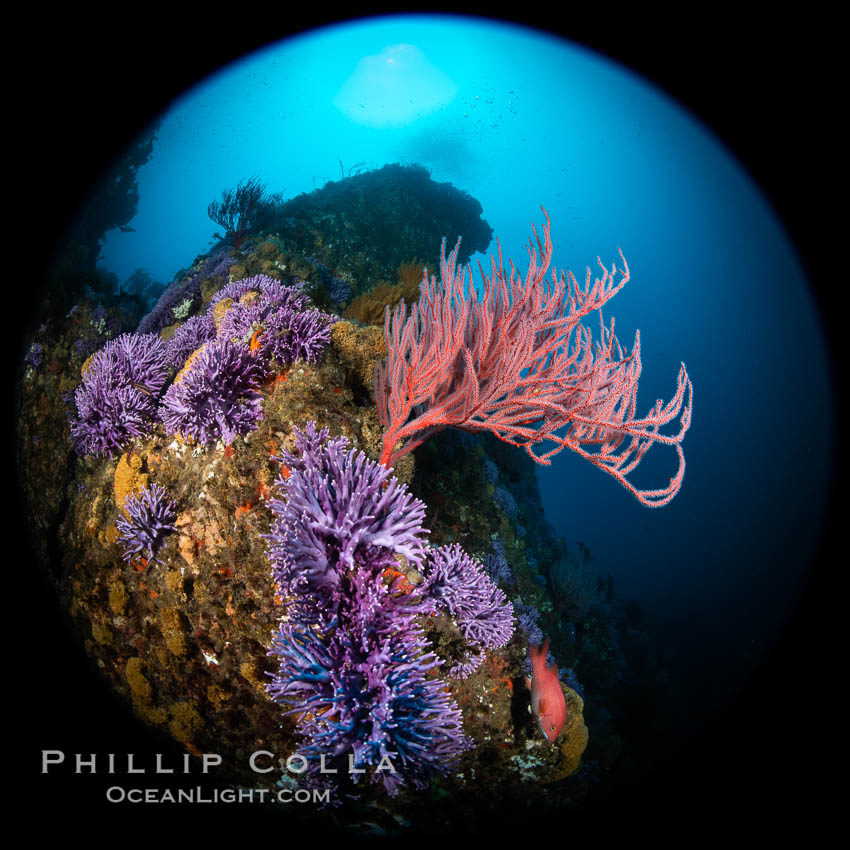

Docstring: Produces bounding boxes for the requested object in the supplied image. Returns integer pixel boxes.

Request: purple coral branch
[116,482,177,564]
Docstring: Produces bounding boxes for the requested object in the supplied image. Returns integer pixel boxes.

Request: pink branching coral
[375,209,693,507]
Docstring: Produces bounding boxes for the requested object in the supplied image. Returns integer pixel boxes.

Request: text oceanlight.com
[105,786,328,804]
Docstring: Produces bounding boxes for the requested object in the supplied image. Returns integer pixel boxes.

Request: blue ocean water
[96,14,832,721]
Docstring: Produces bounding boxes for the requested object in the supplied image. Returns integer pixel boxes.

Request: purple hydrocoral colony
[251,305,337,367]
[483,537,516,585]
[420,543,515,678]
[158,337,263,445]
[515,602,544,647]
[116,482,177,564]
[268,600,471,797]
[106,333,173,395]
[266,423,429,627]
[268,423,428,586]
[266,423,472,796]
[164,313,216,368]
[69,333,170,456]
[209,274,309,312]
[214,274,336,371]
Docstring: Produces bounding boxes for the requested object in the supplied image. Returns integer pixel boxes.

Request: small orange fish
[249,329,265,354]
[527,637,567,743]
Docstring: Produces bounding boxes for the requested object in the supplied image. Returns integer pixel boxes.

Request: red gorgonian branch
[375,208,693,508]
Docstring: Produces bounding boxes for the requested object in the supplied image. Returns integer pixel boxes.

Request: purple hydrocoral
[164,313,216,368]
[303,259,351,306]
[99,332,172,394]
[158,337,263,445]
[69,333,170,456]
[492,485,518,519]
[266,423,473,796]
[420,543,515,678]
[209,273,309,312]
[266,422,428,620]
[251,305,337,367]
[116,482,177,564]
[138,248,235,335]
[268,593,471,796]
[214,274,336,371]
[281,307,337,362]
[24,342,43,369]
[515,602,544,647]
[325,275,351,306]
[483,537,516,585]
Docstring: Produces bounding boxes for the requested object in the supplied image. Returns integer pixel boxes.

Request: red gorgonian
[375,209,693,507]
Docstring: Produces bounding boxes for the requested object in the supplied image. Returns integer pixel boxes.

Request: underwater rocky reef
[17,164,681,835]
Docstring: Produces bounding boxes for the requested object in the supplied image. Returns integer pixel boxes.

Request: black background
[10,7,838,840]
